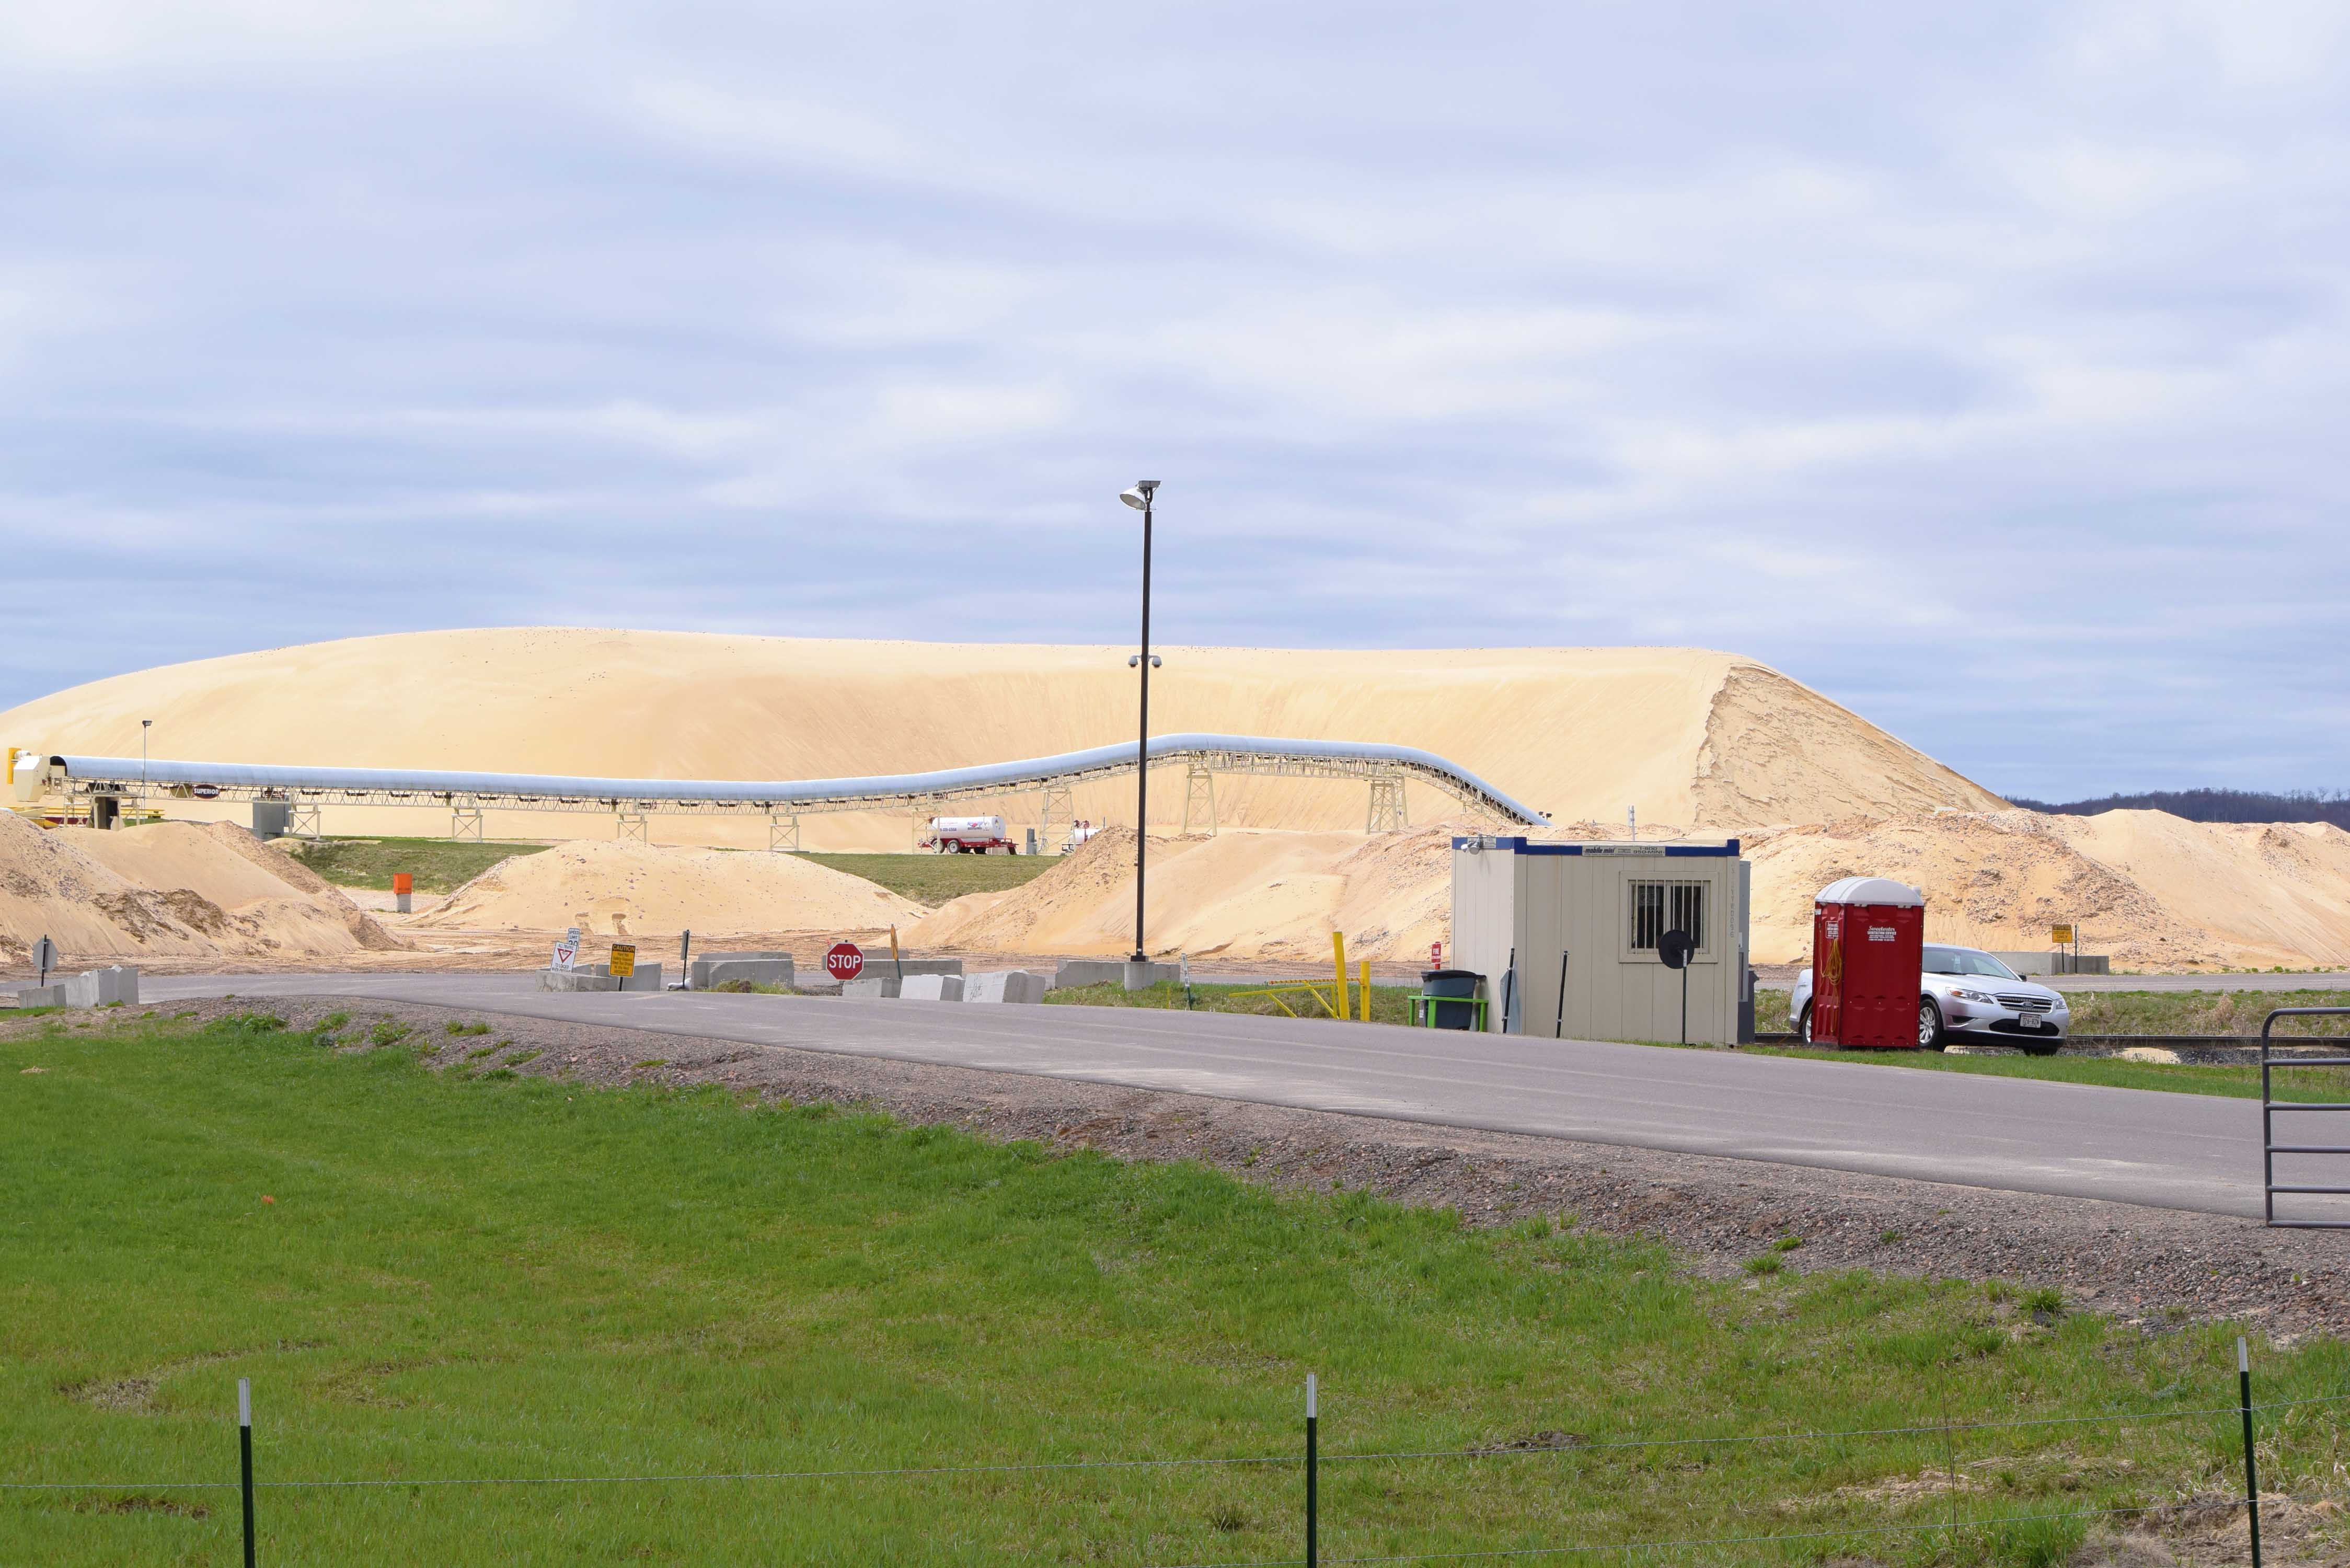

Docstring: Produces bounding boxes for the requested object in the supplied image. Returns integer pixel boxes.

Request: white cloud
[0,2,2346,797]
[0,0,558,72]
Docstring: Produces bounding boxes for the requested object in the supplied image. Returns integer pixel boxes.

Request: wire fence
[10,1340,2336,1565]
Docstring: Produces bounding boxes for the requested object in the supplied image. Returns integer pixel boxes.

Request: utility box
[252,801,292,839]
[1810,877,1924,1048]
[1449,836,1749,1046]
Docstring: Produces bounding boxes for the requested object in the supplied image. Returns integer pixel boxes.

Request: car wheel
[1798,1004,1815,1044]
[1917,998,1946,1050]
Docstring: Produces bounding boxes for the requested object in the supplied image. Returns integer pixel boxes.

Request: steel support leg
[1039,783,1074,855]
[1181,765,1218,836]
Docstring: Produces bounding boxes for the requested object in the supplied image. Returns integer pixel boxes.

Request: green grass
[282,836,549,893]
[1061,985,2350,1103]
[1738,1043,2350,1102]
[2067,989,2350,1036]
[5,1013,2347,1566]
[1046,978,1422,1024]
[791,851,1057,907]
[1759,988,2350,1040]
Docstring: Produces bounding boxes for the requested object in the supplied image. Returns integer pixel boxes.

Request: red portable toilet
[1811,877,1925,1048]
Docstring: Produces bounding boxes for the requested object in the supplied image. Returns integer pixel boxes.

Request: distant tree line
[2006,788,2350,829]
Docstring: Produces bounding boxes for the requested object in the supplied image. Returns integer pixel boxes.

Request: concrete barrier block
[842,976,902,999]
[541,969,621,992]
[689,952,796,990]
[966,971,1047,1005]
[11,984,66,1008]
[1053,959,1126,989]
[61,966,139,1007]
[901,974,966,1001]
[1122,960,1183,992]
[695,958,796,991]
[884,958,964,978]
[617,962,662,993]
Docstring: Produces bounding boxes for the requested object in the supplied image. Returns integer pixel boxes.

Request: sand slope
[0,629,2004,848]
[909,825,1459,963]
[907,812,2350,971]
[421,839,928,937]
[1744,811,2350,969]
[0,817,403,963]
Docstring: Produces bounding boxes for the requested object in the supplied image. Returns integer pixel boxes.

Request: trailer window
[1629,881,1706,955]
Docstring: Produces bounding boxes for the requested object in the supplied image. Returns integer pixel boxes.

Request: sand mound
[1745,811,2350,969]
[0,816,404,963]
[0,629,2003,849]
[909,825,1460,962]
[420,839,928,936]
[911,811,2350,972]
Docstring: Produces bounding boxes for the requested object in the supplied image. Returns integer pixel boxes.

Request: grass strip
[283,836,548,893]
[5,1012,2347,1564]
[790,851,1056,906]
[1757,989,2350,1039]
[1734,1043,2350,1102]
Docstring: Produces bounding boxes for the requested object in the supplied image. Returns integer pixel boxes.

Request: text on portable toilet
[1810,876,1925,1048]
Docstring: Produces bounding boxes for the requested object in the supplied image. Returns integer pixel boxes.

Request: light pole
[1119,480,1160,963]
[141,720,152,796]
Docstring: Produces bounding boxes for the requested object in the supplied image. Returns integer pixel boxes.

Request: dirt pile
[0,816,404,964]
[0,629,2003,849]
[419,839,927,936]
[909,824,1463,962]
[909,810,2350,971]
[1744,810,2350,969]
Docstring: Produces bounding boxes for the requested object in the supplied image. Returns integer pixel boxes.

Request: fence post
[2239,1337,2262,1567]
[238,1378,256,1568]
[1305,1373,1318,1568]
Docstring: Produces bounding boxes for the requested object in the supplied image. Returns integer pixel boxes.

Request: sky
[2,2,2345,800]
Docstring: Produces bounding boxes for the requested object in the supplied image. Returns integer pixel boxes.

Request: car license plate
[2014,1016,2040,1030]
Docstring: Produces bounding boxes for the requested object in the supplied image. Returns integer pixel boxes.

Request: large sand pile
[1745,811,2350,969]
[420,840,927,937]
[909,812,2350,971]
[0,629,2003,848]
[910,825,1460,962]
[0,816,403,963]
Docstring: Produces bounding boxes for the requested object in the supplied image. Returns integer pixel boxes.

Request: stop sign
[826,941,866,982]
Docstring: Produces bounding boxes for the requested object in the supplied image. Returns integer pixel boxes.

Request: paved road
[135,971,2349,1224]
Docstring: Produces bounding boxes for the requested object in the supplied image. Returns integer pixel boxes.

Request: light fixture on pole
[1119,480,1160,963]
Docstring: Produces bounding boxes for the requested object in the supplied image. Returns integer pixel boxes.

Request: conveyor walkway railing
[18,733,1549,846]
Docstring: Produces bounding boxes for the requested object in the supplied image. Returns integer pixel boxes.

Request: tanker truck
[923,815,1018,854]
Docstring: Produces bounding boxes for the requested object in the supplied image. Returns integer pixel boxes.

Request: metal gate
[2261,1007,2350,1228]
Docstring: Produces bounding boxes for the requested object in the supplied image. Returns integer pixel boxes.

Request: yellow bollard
[1357,959,1372,1022]
[1331,931,1348,1020]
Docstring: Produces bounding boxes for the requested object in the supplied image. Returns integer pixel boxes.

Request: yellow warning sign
[2050,925,2074,945]
[608,942,637,979]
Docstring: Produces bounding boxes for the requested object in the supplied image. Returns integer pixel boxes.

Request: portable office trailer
[1450,836,1750,1046]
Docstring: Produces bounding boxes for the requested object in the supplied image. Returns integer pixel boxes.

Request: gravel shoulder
[24,993,2350,1344]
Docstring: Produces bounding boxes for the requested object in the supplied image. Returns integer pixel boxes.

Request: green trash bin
[1420,969,1484,1030]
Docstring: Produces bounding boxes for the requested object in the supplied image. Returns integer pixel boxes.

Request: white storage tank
[927,815,1013,852]
[1449,835,1752,1046]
